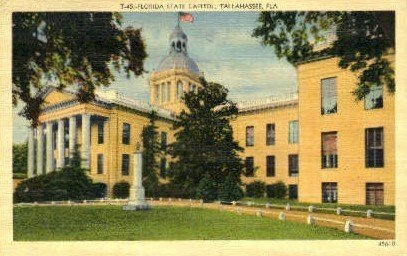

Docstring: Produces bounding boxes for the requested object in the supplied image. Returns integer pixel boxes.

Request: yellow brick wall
[231,105,299,188]
[98,108,174,196]
[297,56,395,205]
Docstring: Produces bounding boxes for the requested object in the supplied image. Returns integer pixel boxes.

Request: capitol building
[25,25,395,206]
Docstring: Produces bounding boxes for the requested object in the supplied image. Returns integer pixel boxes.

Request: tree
[13,12,147,127]
[169,77,245,200]
[253,11,395,100]
[141,111,161,196]
[13,141,28,174]
[218,172,244,202]
[196,172,218,202]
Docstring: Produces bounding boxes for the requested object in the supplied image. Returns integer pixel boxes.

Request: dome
[155,25,199,75]
[156,52,200,74]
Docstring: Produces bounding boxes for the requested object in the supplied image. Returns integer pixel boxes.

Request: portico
[27,113,94,177]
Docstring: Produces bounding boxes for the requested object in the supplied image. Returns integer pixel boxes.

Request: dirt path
[151,200,395,239]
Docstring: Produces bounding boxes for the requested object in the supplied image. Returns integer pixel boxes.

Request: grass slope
[14,205,367,240]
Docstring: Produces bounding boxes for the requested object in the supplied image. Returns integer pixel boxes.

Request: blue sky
[12,12,297,143]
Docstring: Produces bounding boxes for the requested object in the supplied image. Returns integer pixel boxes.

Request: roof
[156,51,200,75]
[40,87,176,121]
[236,92,298,113]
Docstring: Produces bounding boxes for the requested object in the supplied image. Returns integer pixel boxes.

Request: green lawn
[14,205,367,240]
[240,198,395,220]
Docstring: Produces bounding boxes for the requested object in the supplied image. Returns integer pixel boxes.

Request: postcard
[1,0,406,255]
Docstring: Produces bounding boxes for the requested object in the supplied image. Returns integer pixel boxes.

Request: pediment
[42,88,76,107]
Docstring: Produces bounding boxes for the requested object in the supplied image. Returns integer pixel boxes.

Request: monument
[123,142,151,211]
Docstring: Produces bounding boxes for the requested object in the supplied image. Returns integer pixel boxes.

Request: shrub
[266,181,287,199]
[218,173,244,202]
[196,173,218,202]
[92,183,107,198]
[154,183,194,199]
[245,181,266,198]
[112,181,130,199]
[14,166,94,203]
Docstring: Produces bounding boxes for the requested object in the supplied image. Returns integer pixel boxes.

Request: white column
[56,119,65,169]
[69,116,77,158]
[45,121,53,173]
[27,127,35,178]
[81,114,90,169]
[36,125,44,175]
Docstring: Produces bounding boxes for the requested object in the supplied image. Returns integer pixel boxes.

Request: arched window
[176,41,181,52]
[161,83,166,103]
[154,84,159,102]
[177,81,183,99]
[166,82,171,102]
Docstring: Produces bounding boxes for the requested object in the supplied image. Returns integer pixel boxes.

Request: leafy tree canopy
[253,11,395,100]
[169,77,244,200]
[141,111,162,196]
[13,141,28,174]
[13,12,147,127]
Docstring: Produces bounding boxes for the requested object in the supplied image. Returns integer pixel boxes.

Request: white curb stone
[279,212,286,221]
[344,220,353,233]
[307,215,316,225]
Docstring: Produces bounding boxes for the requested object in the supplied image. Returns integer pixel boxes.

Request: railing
[236,92,298,112]
[95,90,176,120]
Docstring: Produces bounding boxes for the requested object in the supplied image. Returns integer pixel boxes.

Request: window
[154,84,159,102]
[121,154,130,176]
[321,132,338,168]
[97,154,103,174]
[266,123,275,145]
[321,77,337,114]
[98,122,104,144]
[161,131,167,150]
[288,185,298,199]
[266,156,275,177]
[245,157,254,177]
[366,183,384,205]
[246,126,254,146]
[365,84,383,110]
[177,81,183,99]
[122,123,130,145]
[322,182,338,203]
[288,121,298,144]
[167,82,171,102]
[288,154,298,177]
[365,128,384,168]
[160,158,166,178]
